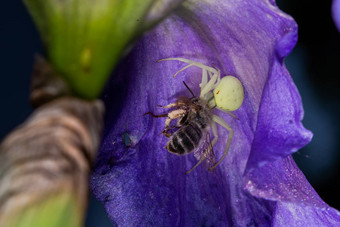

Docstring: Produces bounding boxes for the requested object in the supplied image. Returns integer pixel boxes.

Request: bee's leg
[165,109,186,126]
[157,103,178,109]
[162,132,172,138]
[161,125,180,133]
[161,109,187,135]
[209,115,233,170]
[160,125,179,137]
[157,101,187,109]
[143,112,168,118]
[144,111,172,136]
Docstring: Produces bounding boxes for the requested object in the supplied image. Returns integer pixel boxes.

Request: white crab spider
[157,57,244,170]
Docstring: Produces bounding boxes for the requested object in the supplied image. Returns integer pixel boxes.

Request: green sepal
[24,0,183,99]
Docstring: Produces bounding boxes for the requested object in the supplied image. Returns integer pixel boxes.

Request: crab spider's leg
[210,121,219,147]
[158,58,222,95]
[186,154,206,174]
[172,64,193,78]
[158,58,219,75]
[208,71,215,81]
[212,70,221,89]
[186,122,219,174]
[209,115,233,170]
[185,122,219,173]
[216,107,239,120]
[201,67,221,94]
[200,73,219,97]
[186,134,213,174]
[201,69,208,88]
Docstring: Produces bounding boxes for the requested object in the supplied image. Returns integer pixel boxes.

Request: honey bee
[145,83,215,174]
[145,58,244,174]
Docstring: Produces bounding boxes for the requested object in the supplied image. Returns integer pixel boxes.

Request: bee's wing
[193,132,216,171]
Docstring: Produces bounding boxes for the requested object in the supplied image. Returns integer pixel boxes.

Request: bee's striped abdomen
[166,121,204,155]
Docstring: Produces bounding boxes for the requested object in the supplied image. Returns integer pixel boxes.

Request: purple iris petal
[91,0,340,225]
[272,202,340,226]
[333,0,340,32]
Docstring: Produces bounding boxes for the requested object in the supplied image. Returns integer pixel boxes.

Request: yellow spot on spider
[213,76,244,111]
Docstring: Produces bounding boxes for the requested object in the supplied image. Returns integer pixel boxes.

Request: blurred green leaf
[3,192,81,227]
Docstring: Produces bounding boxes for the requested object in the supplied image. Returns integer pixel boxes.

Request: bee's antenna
[183,81,195,97]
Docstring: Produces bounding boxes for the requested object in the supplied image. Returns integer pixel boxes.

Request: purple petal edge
[245,18,312,171]
[245,156,326,207]
[273,202,340,226]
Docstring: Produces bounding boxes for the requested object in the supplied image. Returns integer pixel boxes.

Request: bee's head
[191,97,200,104]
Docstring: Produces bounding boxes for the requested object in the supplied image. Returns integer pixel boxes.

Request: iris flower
[91,0,340,225]
[333,0,340,31]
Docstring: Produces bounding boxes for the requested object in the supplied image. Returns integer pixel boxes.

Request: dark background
[277,0,340,210]
[0,1,339,226]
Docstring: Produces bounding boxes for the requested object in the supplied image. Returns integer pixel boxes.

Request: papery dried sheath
[0,98,104,227]
[0,58,104,227]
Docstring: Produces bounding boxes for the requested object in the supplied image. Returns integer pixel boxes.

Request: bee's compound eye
[213,76,244,111]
